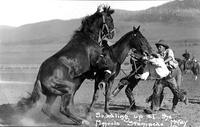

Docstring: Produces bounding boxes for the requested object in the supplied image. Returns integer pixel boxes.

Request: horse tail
[17,75,41,112]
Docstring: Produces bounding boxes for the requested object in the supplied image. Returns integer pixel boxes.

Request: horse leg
[42,77,73,124]
[150,80,164,111]
[60,93,89,125]
[192,68,198,80]
[87,80,100,113]
[104,80,113,115]
[144,80,164,114]
[125,80,139,111]
[172,67,182,88]
[42,95,64,123]
[51,76,88,125]
[166,78,187,113]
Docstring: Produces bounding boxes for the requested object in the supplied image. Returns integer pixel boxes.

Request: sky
[0,0,171,27]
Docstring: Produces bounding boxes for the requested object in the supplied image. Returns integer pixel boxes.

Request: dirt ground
[0,72,200,127]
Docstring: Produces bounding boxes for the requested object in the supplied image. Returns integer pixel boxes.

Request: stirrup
[98,81,106,90]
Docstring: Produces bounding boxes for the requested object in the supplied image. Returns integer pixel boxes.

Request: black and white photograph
[0,0,200,126]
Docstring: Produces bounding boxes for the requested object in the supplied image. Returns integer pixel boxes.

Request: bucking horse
[17,5,115,125]
[16,5,152,125]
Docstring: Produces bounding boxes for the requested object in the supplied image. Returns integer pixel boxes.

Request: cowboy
[182,49,190,61]
[111,49,146,111]
[182,50,191,71]
[155,40,181,88]
[143,40,187,113]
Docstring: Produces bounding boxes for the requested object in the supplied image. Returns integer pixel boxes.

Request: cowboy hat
[155,40,169,49]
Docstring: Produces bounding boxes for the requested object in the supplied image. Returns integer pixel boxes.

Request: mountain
[114,0,200,23]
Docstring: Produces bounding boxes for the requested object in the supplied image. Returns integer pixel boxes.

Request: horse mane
[111,31,133,48]
[78,13,101,33]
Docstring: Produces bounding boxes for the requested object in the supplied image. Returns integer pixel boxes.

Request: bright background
[0,0,171,27]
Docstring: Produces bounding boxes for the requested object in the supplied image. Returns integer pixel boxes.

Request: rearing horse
[88,26,153,114]
[17,5,115,125]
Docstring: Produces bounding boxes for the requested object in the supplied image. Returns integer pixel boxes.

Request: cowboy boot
[125,87,137,111]
[111,81,125,97]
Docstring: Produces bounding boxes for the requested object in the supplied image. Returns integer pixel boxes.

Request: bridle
[98,14,115,46]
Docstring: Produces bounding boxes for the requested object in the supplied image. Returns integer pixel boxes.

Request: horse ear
[136,25,140,31]
[108,6,110,12]
[97,5,100,12]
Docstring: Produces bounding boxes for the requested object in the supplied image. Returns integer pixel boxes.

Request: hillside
[0,19,81,44]
[113,0,200,22]
[0,0,200,64]
[135,0,200,23]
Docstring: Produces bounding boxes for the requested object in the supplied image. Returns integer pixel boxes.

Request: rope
[126,65,143,79]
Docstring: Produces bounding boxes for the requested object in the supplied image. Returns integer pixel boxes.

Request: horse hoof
[144,109,153,114]
[105,110,111,115]
[82,119,90,125]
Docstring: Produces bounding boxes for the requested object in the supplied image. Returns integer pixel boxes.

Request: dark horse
[17,5,115,125]
[176,57,200,80]
[87,26,152,114]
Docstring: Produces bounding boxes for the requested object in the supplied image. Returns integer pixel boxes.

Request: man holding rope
[141,40,188,114]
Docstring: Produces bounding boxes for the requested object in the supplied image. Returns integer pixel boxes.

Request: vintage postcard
[0,0,199,126]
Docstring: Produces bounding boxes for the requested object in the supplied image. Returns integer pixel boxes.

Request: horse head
[96,5,115,39]
[129,26,153,58]
[80,5,115,42]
